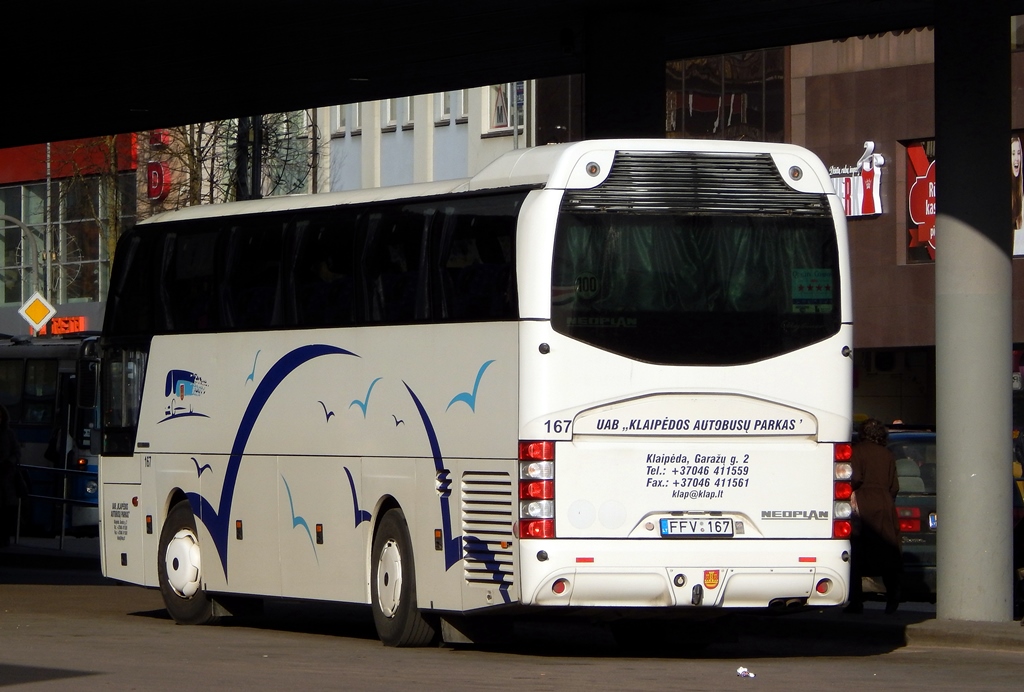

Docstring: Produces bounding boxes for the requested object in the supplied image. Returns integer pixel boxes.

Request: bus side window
[106,234,155,337]
[291,214,357,327]
[101,346,148,456]
[224,219,287,330]
[163,228,222,333]
[436,194,520,321]
[363,208,431,323]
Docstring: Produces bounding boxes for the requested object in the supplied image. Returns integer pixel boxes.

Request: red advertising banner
[908,135,1024,261]
[906,142,936,261]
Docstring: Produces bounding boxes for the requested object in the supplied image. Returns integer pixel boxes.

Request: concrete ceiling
[7,1,1020,149]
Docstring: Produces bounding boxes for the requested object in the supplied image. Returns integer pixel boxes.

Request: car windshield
[887,437,936,495]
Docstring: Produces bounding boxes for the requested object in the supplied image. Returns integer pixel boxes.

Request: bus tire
[370,508,438,647]
[157,499,219,626]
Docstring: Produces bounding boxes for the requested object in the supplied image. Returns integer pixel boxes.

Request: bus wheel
[370,508,438,647]
[157,500,219,625]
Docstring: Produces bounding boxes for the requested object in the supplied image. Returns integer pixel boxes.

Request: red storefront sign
[147,161,171,202]
[907,143,937,260]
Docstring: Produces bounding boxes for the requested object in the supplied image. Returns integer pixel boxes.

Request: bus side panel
[361,459,445,606]
[134,323,519,610]
[279,456,369,602]
[149,455,228,592]
[223,455,282,596]
[98,479,146,584]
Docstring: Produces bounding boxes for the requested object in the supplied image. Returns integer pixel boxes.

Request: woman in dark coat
[0,405,23,547]
[846,418,902,613]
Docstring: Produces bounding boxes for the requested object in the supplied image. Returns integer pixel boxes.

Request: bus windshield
[551,211,840,365]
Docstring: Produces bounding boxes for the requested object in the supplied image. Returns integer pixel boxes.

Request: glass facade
[666,48,785,142]
[0,172,136,306]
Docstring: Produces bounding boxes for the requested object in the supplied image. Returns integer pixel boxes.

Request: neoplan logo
[761,509,830,520]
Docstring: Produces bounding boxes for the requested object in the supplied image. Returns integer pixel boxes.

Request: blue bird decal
[282,475,318,563]
[344,467,371,527]
[392,414,404,426]
[349,377,382,417]
[447,360,495,412]
[246,350,261,385]
[318,400,336,422]
[192,457,212,477]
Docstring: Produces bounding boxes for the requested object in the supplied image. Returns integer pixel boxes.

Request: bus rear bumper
[519,539,850,609]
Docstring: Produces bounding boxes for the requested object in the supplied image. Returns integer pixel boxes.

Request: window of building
[382,98,398,131]
[352,104,362,133]
[458,88,470,123]
[665,48,784,142]
[489,82,525,132]
[331,105,347,135]
[435,92,451,125]
[0,172,136,306]
[247,111,311,198]
[403,96,415,130]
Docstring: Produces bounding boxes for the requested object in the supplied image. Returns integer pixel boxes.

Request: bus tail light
[833,443,853,539]
[519,440,554,539]
[898,506,921,533]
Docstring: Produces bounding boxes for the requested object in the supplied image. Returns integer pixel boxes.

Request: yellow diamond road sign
[19,292,56,331]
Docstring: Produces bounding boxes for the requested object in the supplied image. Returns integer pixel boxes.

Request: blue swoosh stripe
[404,382,461,570]
[188,344,358,578]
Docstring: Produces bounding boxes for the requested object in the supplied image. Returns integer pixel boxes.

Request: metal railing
[15,464,98,550]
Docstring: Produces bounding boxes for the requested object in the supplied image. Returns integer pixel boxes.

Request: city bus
[0,333,100,535]
[97,139,854,646]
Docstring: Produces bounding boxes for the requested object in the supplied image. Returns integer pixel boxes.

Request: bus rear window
[550,212,841,365]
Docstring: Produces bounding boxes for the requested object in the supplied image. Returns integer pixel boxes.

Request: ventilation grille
[562,151,830,215]
[461,470,515,587]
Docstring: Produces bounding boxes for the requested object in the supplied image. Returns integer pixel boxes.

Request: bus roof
[138,139,831,226]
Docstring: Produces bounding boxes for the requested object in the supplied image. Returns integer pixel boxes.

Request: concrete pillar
[582,14,665,139]
[934,2,1014,622]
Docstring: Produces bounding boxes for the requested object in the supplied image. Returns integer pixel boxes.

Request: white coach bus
[98,139,855,646]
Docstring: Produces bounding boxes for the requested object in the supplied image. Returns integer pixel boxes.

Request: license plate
[660,517,734,537]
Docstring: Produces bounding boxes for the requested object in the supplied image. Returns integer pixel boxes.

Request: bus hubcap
[165,529,202,598]
[376,538,403,618]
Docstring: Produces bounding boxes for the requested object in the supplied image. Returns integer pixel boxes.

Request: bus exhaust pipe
[768,597,807,610]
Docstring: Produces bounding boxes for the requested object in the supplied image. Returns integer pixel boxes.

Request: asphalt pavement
[1,536,1022,653]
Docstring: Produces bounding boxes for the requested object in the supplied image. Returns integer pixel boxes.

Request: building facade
[0,136,137,335]
[786,27,1024,424]
[328,83,540,191]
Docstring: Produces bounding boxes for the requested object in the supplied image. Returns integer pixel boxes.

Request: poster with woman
[906,135,1024,260]
[1012,134,1023,255]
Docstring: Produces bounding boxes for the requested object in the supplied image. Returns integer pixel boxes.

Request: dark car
[881,430,1024,607]
[885,431,938,599]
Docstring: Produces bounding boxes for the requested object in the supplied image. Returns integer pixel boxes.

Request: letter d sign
[147,161,171,202]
